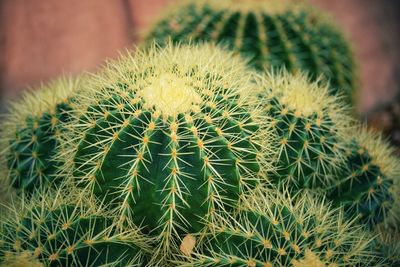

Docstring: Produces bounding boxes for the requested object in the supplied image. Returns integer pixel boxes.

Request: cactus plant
[328,126,400,230]
[59,44,269,257]
[174,186,377,266]
[0,185,150,267]
[257,71,350,192]
[0,78,80,193]
[369,226,400,267]
[144,0,356,104]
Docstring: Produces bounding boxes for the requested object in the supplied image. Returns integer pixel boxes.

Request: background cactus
[0,185,150,267]
[328,126,400,230]
[59,44,269,258]
[258,71,350,192]
[0,78,80,193]
[174,186,377,266]
[144,0,356,104]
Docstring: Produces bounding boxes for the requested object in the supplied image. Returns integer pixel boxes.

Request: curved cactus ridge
[0,77,81,193]
[0,185,150,267]
[144,0,357,104]
[59,43,270,256]
[257,70,351,192]
[173,186,377,266]
[328,126,400,230]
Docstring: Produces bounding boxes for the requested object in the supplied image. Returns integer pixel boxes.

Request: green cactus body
[258,71,350,191]
[368,227,400,267]
[328,127,400,229]
[0,187,149,267]
[61,44,267,254]
[174,187,376,266]
[145,0,356,104]
[0,78,80,193]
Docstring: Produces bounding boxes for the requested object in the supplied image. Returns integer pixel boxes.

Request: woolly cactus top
[257,71,351,191]
[66,44,260,120]
[0,78,81,193]
[59,44,271,261]
[261,71,349,119]
[174,187,377,266]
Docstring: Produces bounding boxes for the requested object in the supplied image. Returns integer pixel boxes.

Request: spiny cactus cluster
[0,78,80,193]
[174,187,377,266]
[58,45,270,262]
[1,1,399,264]
[0,185,150,266]
[329,126,400,229]
[145,0,356,104]
[257,71,350,191]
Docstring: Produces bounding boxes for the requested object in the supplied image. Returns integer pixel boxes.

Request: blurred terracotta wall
[0,0,131,101]
[311,0,400,115]
[1,0,399,115]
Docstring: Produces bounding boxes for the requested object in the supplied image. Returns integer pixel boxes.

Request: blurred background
[0,0,399,143]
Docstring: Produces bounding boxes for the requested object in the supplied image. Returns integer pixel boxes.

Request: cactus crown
[330,126,400,229]
[174,186,376,266]
[261,70,348,118]
[59,43,271,259]
[0,186,150,267]
[257,71,350,191]
[0,77,80,192]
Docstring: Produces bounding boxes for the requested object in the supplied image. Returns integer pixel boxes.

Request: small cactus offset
[328,126,400,230]
[258,71,350,191]
[174,186,377,266]
[0,78,80,193]
[0,186,150,267]
[59,44,269,257]
[145,0,356,104]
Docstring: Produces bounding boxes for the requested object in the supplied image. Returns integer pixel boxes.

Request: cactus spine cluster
[174,187,377,266]
[328,126,400,229]
[0,78,80,193]
[257,71,350,191]
[60,44,269,258]
[0,186,149,266]
[145,0,356,104]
